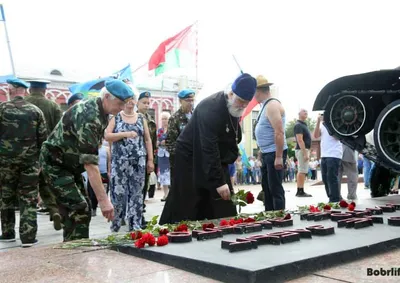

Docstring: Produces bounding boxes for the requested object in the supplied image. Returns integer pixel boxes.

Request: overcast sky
[1,0,399,120]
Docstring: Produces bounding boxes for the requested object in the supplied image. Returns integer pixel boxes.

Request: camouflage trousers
[0,161,39,243]
[39,151,91,242]
[38,171,59,217]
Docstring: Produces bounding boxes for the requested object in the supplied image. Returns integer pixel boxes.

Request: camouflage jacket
[142,112,157,155]
[25,92,63,134]
[166,107,190,156]
[0,96,47,163]
[41,97,109,174]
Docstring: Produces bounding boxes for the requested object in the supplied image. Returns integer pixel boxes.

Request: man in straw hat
[253,75,288,211]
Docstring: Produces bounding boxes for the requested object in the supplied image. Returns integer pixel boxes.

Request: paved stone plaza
[1,180,399,282]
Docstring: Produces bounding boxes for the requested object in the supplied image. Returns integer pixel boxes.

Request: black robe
[159,91,241,225]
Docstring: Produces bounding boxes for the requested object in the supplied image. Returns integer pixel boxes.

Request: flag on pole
[238,144,251,167]
[240,97,258,122]
[68,77,113,98]
[113,64,133,83]
[148,23,197,76]
[0,4,5,22]
[69,65,134,98]
[0,74,15,83]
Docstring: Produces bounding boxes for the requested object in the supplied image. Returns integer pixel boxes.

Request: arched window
[50,69,63,76]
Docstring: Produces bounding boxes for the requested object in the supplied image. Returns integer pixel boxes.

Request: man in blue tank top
[254,75,288,211]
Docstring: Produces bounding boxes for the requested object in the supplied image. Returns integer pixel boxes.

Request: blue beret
[178,89,195,99]
[231,73,257,101]
[105,79,134,102]
[139,91,151,100]
[26,79,50,89]
[68,93,84,106]
[6,78,29,88]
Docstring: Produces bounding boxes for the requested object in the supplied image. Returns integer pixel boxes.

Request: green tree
[285,118,316,139]
[287,141,296,158]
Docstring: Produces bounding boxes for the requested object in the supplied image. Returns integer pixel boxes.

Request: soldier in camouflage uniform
[166,89,195,183]
[0,78,47,247]
[137,91,157,212]
[39,79,133,241]
[24,80,63,228]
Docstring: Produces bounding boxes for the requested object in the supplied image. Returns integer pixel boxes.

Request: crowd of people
[1,73,398,248]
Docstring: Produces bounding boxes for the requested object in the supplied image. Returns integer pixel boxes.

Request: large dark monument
[312,69,400,197]
[113,195,400,283]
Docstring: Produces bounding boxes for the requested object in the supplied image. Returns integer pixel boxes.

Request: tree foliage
[285,118,316,139]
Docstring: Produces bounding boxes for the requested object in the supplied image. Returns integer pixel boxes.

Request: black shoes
[296,188,312,197]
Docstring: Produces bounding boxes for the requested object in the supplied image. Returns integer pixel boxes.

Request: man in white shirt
[314,114,343,202]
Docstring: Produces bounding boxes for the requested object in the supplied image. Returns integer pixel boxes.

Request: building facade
[0,70,203,127]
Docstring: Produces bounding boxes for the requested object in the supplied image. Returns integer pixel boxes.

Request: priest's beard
[227,99,245,117]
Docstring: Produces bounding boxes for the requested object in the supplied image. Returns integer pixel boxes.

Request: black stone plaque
[378,205,396,213]
[271,219,293,227]
[167,232,193,243]
[236,238,258,249]
[354,219,373,229]
[287,229,312,239]
[217,226,235,235]
[243,224,263,234]
[388,217,400,226]
[196,230,223,241]
[255,221,273,229]
[280,232,301,244]
[313,213,330,221]
[306,225,335,236]
[368,216,384,224]
[367,208,383,215]
[330,213,353,221]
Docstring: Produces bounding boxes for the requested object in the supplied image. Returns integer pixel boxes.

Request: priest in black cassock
[159,73,258,225]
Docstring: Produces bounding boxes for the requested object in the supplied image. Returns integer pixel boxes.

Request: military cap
[138,91,151,100]
[6,78,29,88]
[178,89,195,99]
[67,93,84,106]
[26,79,51,89]
[232,73,257,101]
[105,79,134,102]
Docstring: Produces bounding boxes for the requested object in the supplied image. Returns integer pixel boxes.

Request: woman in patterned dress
[157,112,171,201]
[105,99,154,232]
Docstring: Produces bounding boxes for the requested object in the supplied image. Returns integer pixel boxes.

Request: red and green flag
[148,23,197,76]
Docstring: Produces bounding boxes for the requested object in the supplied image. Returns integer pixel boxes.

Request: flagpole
[194,20,199,94]
[2,14,16,76]
[160,75,164,125]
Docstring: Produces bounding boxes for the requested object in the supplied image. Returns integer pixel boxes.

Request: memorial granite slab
[113,198,400,283]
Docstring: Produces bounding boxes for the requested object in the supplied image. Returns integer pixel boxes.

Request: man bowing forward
[159,73,257,225]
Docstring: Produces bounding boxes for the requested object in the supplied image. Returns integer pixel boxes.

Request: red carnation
[348,204,355,211]
[229,219,236,226]
[309,205,320,212]
[220,219,229,226]
[159,228,169,236]
[323,204,331,211]
[141,233,154,243]
[147,234,156,246]
[339,200,348,208]
[130,231,143,240]
[350,201,356,208]
[246,192,255,204]
[174,224,188,232]
[134,238,146,248]
[244,217,256,223]
[235,218,244,224]
[283,213,291,220]
[157,235,169,246]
